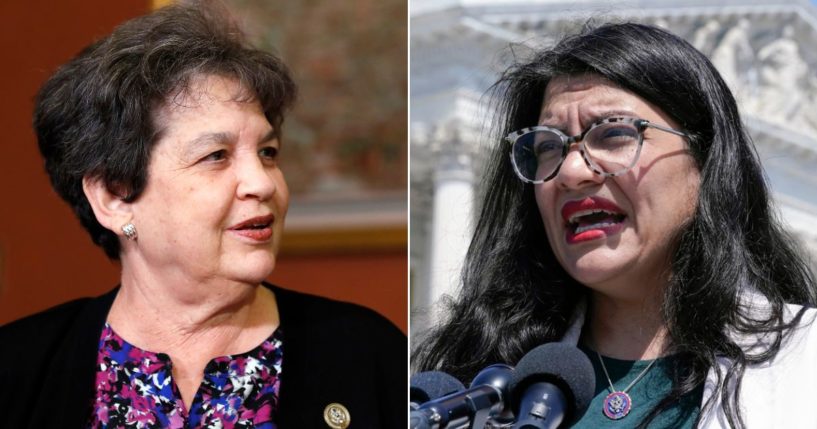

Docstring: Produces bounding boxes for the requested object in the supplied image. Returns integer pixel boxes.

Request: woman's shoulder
[0,298,94,345]
[266,284,406,427]
[0,298,102,429]
[783,302,817,350]
[267,283,403,340]
[714,303,817,427]
[0,289,115,369]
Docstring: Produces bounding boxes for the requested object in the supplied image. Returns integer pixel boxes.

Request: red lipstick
[561,197,626,244]
[228,214,275,242]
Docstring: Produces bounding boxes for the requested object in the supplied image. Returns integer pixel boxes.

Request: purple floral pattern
[88,324,283,429]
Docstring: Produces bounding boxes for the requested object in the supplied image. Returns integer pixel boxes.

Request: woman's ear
[82,176,133,235]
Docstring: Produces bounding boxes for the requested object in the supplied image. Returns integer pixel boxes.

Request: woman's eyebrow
[538,108,637,129]
[582,109,639,125]
[186,131,234,149]
[183,128,277,155]
[258,128,278,144]
[176,132,235,162]
[591,109,638,119]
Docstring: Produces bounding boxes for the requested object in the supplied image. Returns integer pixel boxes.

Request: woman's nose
[552,145,604,190]
[236,157,276,201]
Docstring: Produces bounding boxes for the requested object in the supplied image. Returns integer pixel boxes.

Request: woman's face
[127,74,289,285]
[535,74,700,298]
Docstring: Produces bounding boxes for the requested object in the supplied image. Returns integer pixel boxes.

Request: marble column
[427,125,474,324]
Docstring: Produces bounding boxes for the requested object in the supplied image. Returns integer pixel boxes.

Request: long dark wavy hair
[413,22,816,428]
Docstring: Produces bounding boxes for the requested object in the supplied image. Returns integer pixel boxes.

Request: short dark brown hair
[34,1,297,258]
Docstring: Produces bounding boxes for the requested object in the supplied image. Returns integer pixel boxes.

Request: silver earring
[122,223,137,240]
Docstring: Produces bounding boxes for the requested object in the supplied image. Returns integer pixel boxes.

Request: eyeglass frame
[505,116,689,184]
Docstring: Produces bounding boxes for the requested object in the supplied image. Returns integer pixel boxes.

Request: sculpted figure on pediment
[752,26,810,129]
[800,75,817,133]
[711,19,755,102]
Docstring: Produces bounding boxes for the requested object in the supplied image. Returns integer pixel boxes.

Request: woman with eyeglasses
[413,23,817,428]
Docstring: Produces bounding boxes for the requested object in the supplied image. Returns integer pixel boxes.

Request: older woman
[0,4,404,429]
[413,23,817,428]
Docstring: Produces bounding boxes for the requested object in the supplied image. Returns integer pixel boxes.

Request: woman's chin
[223,252,277,284]
[563,257,632,290]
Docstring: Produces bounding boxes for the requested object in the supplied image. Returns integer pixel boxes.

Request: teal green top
[570,345,703,428]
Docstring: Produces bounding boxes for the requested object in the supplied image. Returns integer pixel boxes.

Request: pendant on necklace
[602,391,632,420]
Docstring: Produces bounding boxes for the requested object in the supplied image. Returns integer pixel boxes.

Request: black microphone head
[509,343,595,419]
[410,370,465,405]
[470,363,513,391]
[471,363,515,423]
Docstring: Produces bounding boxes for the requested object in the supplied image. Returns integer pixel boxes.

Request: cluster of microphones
[410,343,596,429]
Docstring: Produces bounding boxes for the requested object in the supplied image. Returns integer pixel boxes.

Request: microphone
[469,364,515,428]
[509,343,595,429]
[410,364,513,429]
[410,371,466,410]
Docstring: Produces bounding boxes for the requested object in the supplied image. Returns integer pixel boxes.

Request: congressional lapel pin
[323,402,351,428]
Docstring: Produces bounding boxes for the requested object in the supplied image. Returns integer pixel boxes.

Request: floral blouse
[88,324,283,429]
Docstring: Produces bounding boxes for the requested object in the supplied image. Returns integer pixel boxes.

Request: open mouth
[236,221,272,230]
[567,209,626,234]
[229,215,275,242]
[230,215,275,231]
[561,197,627,243]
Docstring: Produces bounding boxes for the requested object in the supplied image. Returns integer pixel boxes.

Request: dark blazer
[0,284,406,428]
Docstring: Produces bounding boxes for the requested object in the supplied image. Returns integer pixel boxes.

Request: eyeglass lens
[511,121,641,182]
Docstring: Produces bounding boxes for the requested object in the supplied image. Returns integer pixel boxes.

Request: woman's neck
[110,261,279,354]
[585,290,669,361]
[107,268,279,410]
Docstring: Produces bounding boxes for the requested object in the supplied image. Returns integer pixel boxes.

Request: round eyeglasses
[506,117,688,184]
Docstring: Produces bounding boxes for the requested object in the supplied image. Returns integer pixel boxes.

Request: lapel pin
[323,402,351,428]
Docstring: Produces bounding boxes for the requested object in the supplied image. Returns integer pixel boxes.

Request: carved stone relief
[697,18,816,135]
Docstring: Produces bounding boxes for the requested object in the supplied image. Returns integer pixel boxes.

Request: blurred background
[0,0,407,333]
[411,0,817,334]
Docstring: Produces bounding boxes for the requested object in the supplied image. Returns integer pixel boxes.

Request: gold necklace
[595,349,657,420]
